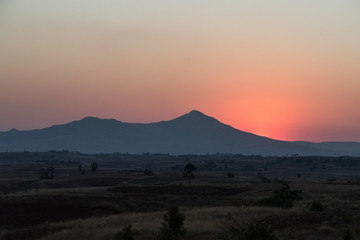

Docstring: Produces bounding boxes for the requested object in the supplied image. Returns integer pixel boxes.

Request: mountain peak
[80,116,101,121]
[8,128,18,133]
[187,110,207,116]
[180,110,213,120]
[169,110,219,125]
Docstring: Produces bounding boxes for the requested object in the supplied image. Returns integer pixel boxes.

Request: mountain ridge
[0,110,359,156]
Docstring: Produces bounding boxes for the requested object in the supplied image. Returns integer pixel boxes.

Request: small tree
[309,200,326,212]
[114,224,137,240]
[220,223,277,240]
[271,183,302,208]
[183,162,196,186]
[227,172,235,183]
[157,206,186,240]
[40,168,45,179]
[40,167,52,179]
[78,164,82,174]
[343,229,354,240]
[258,183,302,208]
[144,169,154,176]
[91,162,98,174]
[49,166,54,179]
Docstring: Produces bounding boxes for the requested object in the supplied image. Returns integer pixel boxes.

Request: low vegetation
[155,206,186,240]
[0,152,360,240]
[113,224,137,240]
[258,183,302,208]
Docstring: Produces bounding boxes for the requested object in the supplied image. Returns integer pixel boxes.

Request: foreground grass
[36,206,293,240]
[3,203,358,240]
[1,183,360,240]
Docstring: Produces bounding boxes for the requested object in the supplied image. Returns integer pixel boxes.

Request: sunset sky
[1,1,360,142]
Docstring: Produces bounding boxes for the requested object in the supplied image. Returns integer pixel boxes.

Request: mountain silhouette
[0,110,359,156]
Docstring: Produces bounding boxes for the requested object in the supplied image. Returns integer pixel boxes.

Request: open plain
[0,152,359,239]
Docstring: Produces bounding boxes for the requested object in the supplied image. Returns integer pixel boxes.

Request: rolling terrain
[0,152,360,240]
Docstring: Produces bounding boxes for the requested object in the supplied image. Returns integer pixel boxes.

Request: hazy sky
[1,0,360,142]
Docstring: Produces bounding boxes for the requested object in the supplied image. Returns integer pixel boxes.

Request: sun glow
[220,92,305,141]
[0,1,360,141]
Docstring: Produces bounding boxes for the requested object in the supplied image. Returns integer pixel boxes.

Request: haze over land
[1,1,360,142]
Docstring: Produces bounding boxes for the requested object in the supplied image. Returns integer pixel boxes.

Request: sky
[1,0,360,142]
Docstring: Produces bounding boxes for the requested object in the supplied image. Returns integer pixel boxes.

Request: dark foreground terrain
[0,152,360,240]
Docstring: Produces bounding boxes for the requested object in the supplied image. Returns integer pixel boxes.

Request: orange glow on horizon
[1,1,360,142]
[215,87,308,141]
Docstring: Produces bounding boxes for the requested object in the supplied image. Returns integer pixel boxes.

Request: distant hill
[1,110,359,156]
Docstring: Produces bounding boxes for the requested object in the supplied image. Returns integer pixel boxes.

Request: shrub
[156,206,186,240]
[144,169,154,176]
[183,163,196,186]
[343,228,354,240]
[309,200,326,212]
[258,183,302,208]
[220,223,278,240]
[261,177,271,183]
[242,225,278,240]
[114,224,137,240]
[91,162,98,174]
[227,172,235,179]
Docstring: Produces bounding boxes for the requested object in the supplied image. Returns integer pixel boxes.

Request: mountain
[0,110,360,156]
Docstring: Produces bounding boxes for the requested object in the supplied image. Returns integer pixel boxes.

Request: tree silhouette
[91,162,98,174]
[157,206,186,240]
[183,162,196,186]
[40,167,54,179]
[49,166,54,179]
[259,183,302,208]
[114,224,137,240]
[220,223,277,240]
[227,172,234,183]
[343,229,354,240]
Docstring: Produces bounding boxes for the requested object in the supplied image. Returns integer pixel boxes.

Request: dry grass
[35,206,299,240]
[2,182,360,240]
[1,161,360,240]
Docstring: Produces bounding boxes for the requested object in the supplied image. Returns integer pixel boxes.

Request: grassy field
[0,152,360,239]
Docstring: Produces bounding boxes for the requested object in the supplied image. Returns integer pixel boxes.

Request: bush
[220,223,277,240]
[309,200,326,212]
[183,163,196,185]
[156,206,186,240]
[227,172,235,179]
[91,162,98,174]
[242,225,277,240]
[114,224,137,240]
[258,183,302,208]
[144,169,154,176]
[343,228,354,240]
